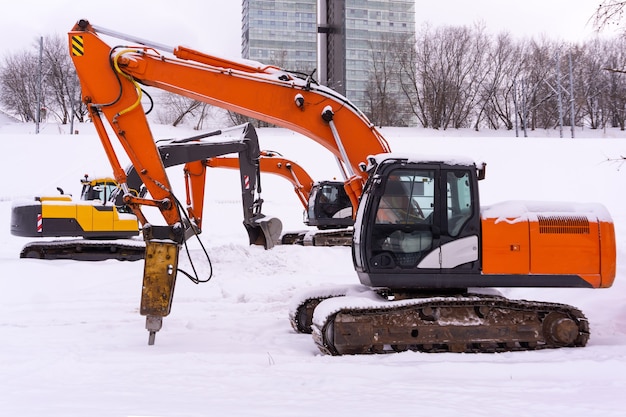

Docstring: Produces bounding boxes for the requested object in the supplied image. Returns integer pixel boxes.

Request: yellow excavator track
[19,239,145,261]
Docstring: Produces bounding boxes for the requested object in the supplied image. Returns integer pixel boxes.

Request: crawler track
[290,295,332,334]
[19,239,145,261]
[309,294,589,355]
[281,228,353,246]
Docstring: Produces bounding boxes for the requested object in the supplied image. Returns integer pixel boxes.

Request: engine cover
[481,201,616,288]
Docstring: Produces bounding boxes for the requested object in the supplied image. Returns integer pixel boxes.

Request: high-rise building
[242,0,318,75]
[320,0,415,112]
[241,0,415,124]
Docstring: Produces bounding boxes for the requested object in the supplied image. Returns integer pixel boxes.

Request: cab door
[417,168,481,271]
[363,165,439,270]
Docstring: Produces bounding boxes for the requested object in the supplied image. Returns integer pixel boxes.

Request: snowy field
[1,117,626,416]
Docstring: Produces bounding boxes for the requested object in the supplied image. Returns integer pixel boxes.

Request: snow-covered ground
[1,119,626,416]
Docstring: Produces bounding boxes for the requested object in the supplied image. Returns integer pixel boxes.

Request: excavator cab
[305,181,354,229]
[353,156,482,289]
[80,176,118,203]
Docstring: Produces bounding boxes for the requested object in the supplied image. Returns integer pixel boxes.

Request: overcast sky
[0,1,617,60]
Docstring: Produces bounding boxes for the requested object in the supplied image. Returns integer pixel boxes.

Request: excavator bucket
[246,216,283,249]
[140,240,179,344]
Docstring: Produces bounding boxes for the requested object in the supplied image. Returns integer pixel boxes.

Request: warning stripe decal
[71,36,84,56]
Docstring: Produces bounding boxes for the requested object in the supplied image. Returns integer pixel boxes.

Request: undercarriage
[19,239,145,261]
[290,286,589,356]
[280,227,353,246]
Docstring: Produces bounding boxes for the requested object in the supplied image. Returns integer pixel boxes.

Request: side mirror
[477,162,487,181]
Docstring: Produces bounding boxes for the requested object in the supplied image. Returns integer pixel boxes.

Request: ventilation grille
[537,215,590,234]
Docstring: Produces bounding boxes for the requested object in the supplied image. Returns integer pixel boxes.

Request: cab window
[446,170,472,236]
[370,169,435,268]
[375,170,434,225]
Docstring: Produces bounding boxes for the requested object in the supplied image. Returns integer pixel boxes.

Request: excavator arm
[207,151,315,210]
[119,124,282,246]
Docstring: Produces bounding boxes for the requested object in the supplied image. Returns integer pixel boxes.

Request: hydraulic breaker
[140,225,182,345]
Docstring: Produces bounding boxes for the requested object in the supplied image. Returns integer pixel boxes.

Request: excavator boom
[70,19,390,212]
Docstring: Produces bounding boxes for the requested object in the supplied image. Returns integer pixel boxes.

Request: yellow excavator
[13,175,139,239]
[11,176,143,260]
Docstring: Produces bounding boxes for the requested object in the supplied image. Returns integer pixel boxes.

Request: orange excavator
[207,151,354,246]
[68,20,616,353]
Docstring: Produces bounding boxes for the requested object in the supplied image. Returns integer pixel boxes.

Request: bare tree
[155,93,204,127]
[476,33,524,130]
[449,24,490,129]
[574,41,607,129]
[1,51,40,121]
[397,28,428,127]
[593,1,626,30]
[604,40,626,129]
[364,33,408,126]
[401,24,489,130]
[514,38,563,132]
[226,111,272,128]
[0,35,86,124]
[42,35,83,124]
